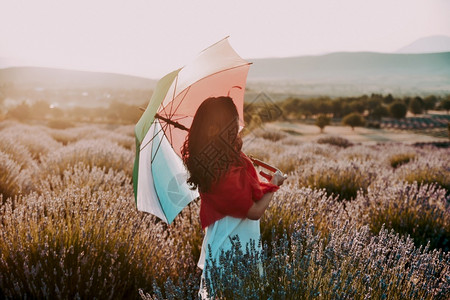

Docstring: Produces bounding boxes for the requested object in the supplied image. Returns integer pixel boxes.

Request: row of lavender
[381,115,450,130]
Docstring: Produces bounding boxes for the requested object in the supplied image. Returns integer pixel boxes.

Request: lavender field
[0,120,449,299]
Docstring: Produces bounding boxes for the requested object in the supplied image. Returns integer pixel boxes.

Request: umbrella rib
[157,73,178,123]
[170,86,191,121]
[140,123,166,152]
[151,121,170,164]
[159,84,190,147]
[167,119,174,147]
[169,115,189,121]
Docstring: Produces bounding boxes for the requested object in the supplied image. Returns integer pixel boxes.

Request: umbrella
[133,37,251,224]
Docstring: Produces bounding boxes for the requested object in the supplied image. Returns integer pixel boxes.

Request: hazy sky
[1,0,449,79]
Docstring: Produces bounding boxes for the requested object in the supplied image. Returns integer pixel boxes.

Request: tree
[409,97,423,115]
[6,102,31,121]
[342,113,365,131]
[331,100,343,118]
[389,101,407,119]
[315,114,330,133]
[316,98,332,116]
[440,98,450,114]
[367,98,382,116]
[370,105,389,120]
[383,94,394,104]
[298,100,314,119]
[349,101,365,114]
[30,100,51,120]
[423,95,437,113]
[281,98,301,118]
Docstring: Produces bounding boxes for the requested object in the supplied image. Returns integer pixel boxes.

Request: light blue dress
[198,216,262,298]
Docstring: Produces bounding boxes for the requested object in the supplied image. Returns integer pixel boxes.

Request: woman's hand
[247,170,287,220]
[270,170,287,186]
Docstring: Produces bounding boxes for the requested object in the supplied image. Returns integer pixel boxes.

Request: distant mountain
[0,67,157,90]
[397,35,450,53]
[246,52,450,97]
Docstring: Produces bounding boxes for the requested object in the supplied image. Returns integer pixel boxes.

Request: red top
[199,152,279,229]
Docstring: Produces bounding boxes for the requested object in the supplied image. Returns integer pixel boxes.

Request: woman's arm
[246,191,275,220]
[246,171,286,220]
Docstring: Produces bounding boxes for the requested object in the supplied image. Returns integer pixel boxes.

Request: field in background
[270,121,448,144]
[0,120,449,299]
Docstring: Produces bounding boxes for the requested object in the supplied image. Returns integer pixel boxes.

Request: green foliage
[0,151,23,202]
[389,101,408,119]
[280,98,302,118]
[30,100,52,119]
[389,153,415,168]
[316,135,352,148]
[439,98,450,113]
[298,160,376,201]
[370,104,389,120]
[47,119,75,129]
[409,97,424,115]
[252,128,287,142]
[399,159,450,192]
[107,101,143,124]
[423,95,437,112]
[315,114,330,132]
[6,102,32,122]
[241,113,262,135]
[342,112,365,130]
[367,182,450,251]
[382,93,394,104]
[276,93,445,124]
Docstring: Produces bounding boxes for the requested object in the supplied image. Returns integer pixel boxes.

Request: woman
[181,96,286,297]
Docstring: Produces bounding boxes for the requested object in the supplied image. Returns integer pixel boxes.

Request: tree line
[0,99,145,126]
[279,94,450,121]
[244,93,450,132]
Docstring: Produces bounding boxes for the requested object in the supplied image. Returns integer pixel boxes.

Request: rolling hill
[0,67,157,90]
[396,35,450,53]
[246,52,450,97]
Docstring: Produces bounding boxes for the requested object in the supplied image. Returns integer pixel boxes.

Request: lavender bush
[316,135,353,148]
[389,153,416,169]
[364,181,450,251]
[0,121,449,299]
[146,222,449,300]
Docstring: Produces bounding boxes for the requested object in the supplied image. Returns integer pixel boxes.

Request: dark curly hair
[181,96,243,192]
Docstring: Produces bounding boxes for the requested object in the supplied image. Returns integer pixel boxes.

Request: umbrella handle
[259,170,273,181]
[154,113,190,132]
[249,155,288,182]
[248,155,278,172]
[138,107,190,132]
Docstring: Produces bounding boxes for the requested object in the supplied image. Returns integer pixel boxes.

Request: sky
[0,0,449,79]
